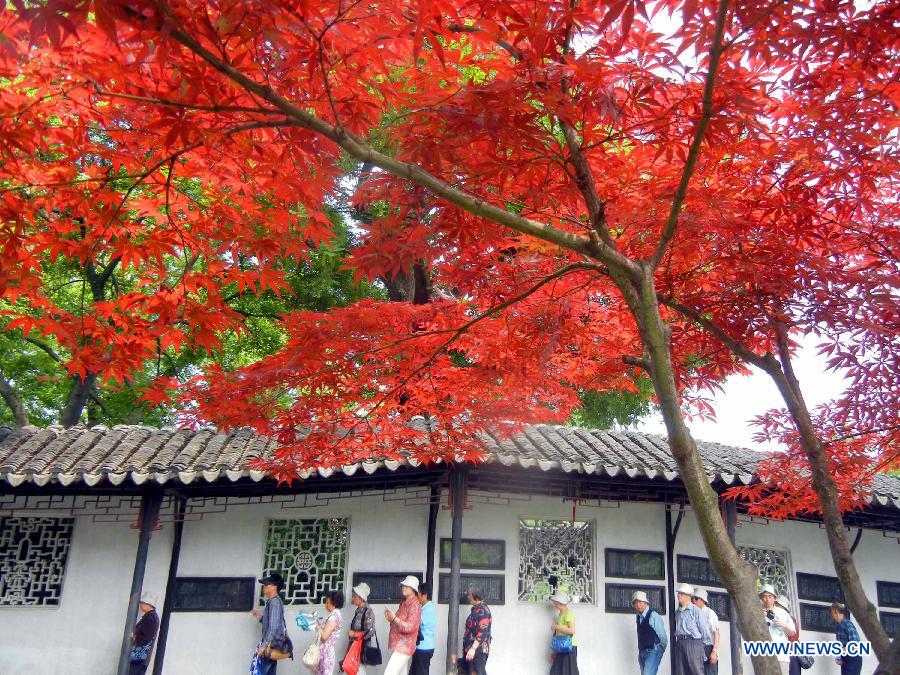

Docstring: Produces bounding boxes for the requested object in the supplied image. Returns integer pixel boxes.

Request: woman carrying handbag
[346,583,381,674]
[549,592,579,675]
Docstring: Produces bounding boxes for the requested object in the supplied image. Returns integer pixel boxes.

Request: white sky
[631,334,849,451]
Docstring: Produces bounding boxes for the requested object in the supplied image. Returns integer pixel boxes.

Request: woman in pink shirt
[383,575,422,675]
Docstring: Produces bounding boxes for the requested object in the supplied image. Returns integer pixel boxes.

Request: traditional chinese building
[1,424,898,675]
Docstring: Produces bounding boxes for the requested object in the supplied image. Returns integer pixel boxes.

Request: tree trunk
[763,343,894,665]
[60,373,97,428]
[615,264,781,675]
[0,370,28,426]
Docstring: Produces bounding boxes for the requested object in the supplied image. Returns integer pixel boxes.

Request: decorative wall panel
[439,538,505,570]
[707,591,732,622]
[518,519,595,604]
[796,573,843,603]
[605,548,664,580]
[263,518,349,605]
[880,611,899,639]
[677,555,724,588]
[352,572,424,604]
[438,573,505,605]
[800,602,838,633]
[605,584,666,614]
[172,577,255,612]
[0,517,74,607]
[877,581,900,609]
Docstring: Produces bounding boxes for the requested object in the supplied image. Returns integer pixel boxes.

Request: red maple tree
[2,1,896,669]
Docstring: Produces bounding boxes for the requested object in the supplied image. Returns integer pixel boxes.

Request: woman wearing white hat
[129,592,160,675]
[347,583,378,675]
[383,575,422,675]
[549,592,579,675]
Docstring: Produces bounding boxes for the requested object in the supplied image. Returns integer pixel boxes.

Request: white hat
[549,592,570,605]
[140,592,159,609]
[775,595,791,609]
[692,588,708,602]
[676,583,695,596]
[758,584,777,597]
[400,575,420,592]
[352,583,371,602]
[631,590,650,604]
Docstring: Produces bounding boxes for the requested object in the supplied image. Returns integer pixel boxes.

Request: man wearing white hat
[758,584,795,675]
[673,583,708,675]
[383,575,422,675]
[691,588,720,675]
[129,591,160,675]
[632,590,667,675]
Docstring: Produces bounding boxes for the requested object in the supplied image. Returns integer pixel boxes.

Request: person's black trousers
[673,638,705,675]
[840,655,863,675]
[458,651,488,675]
[411,648,434,675]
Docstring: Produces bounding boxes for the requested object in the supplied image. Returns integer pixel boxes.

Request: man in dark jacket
[250,573,287,675]
[130,592,160,675]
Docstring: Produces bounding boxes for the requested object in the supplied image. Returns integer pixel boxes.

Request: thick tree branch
[159,9,597,260]
[649,0,730,270]
[0,370,29,426]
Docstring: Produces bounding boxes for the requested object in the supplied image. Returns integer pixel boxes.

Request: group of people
[251,573,492,675]
[631,582,864,675]
[125,573,865,675]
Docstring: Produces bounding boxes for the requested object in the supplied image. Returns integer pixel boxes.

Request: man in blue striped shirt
[673,583,708,675]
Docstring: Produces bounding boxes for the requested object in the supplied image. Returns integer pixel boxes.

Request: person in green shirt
[549,592,579,675]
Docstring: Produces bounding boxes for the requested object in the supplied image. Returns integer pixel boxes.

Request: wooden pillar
[425,482,441,592]
[117,490,163,675]
[152,496,186,675]
[726,499,742,675]
[446,466,468,674]
[665,504,684,675]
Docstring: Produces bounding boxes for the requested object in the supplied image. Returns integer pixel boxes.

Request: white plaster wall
[1,493,897,675]
[0,513,173,675]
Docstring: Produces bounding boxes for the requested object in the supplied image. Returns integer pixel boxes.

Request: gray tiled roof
[0,424,898,509]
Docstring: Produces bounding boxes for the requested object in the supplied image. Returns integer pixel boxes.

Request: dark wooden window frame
[879,611,900,639]
[799,602,838,634]
[438,572,505,605]
[439,538,506,570]
[676,554,724,589]
[605,583,666,615]
[351,572,424,604]
[877,581,900,609]
[796,572,843,603]
[171,576,256,612]
[605,548,665,581]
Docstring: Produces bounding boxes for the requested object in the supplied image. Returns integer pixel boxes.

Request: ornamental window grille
[739,545,794,605]
[518,519,595,604]
[0,517,74,606]
[263,518,349,605]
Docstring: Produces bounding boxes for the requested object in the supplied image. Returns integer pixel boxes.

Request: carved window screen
[518,519,595,604]
[0,517,74,607]
[263,518,349,605]
[739,545,795,607]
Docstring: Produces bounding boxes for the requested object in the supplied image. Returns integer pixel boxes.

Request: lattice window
[0,517,74,606]
[263,518,349,605]
[518,519,595,604]
[739,545,794,603]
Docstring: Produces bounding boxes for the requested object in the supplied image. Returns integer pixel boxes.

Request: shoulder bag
[363,625,382,666]
[302,634,321,670]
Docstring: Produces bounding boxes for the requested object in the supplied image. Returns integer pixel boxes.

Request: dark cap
[258,573,285,590]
